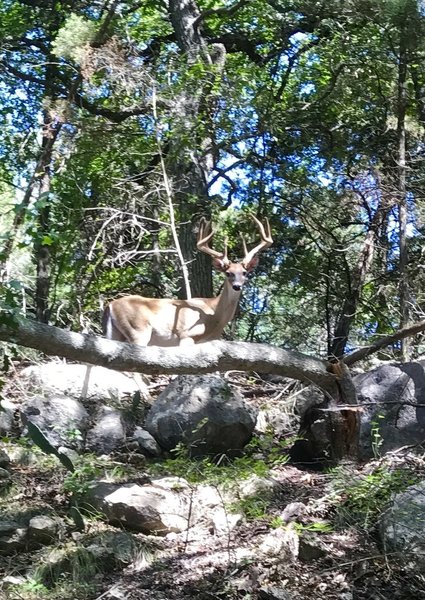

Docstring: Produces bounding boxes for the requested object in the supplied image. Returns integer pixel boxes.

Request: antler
[241,215,273,267]
[197,218,230,266]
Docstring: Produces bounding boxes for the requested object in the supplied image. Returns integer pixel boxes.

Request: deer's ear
[244,256,259,272]
[212,258,229,272]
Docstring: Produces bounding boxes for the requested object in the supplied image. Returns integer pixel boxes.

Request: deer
[102,215,273,347]
[81,215,272,400]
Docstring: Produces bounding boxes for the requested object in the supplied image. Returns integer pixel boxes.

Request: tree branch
[193,0,250,30]
[343,320,425,366]
[73,92,173,123]
[0,316,336,390]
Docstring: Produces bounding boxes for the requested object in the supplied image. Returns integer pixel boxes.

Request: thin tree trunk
[34,108,55,323]
[33,48,62,324]
[397,23,410,360]
[329,197,388,359]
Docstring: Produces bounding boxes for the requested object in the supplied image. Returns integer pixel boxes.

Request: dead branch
[343,320,425,366]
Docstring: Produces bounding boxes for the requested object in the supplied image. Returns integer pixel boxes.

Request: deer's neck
[211,281,241,327]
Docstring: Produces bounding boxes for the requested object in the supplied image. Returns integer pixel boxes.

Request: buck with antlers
[102,215,273,347]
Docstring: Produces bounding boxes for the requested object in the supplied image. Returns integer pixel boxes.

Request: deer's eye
[242,270,247,276]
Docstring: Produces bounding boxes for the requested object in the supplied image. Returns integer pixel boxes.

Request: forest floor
[0,368,424,600]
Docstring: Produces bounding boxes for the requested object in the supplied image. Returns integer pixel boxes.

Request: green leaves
[52,14,97,63]
[26,421,75,472]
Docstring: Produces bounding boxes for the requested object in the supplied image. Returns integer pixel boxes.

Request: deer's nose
[232,284,242,291]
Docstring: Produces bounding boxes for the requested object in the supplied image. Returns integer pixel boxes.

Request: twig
[152,85,192,299]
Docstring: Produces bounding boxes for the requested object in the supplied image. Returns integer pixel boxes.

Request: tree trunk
[34,119,53,324]
[34,54,61,323]
[397,22,410,360]
[167,0,226,299]
[329,200,387,359]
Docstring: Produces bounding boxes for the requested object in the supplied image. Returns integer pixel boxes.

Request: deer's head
[197,215,273,292]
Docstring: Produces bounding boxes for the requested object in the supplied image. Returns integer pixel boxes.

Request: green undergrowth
[148,431,290,487]
[330,464,419,530]
[5,535,152,600]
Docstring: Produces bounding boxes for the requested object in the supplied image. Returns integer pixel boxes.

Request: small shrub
[149,431,290,487]
[331,465,418,530]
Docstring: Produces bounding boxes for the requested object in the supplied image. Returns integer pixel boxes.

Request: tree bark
[167,0,226,299]
[34,103,58,323]
[329,196,388,359]
[343,319,425,366]
[0,316,336,389]
[397,21,410,360]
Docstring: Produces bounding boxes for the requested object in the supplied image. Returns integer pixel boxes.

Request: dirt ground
[1,370,425,600]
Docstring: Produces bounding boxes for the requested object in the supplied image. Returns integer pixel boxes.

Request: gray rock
[298,536,327,561]
[280,502,307,523]
[259,588,294,600]
[0,523,28,555]
[258,526,299,560]
[0,399,16,436]
[293,386,325,418]
[85,406,126,454]
[195,484,242,534]
[58,446,80,464]
[255,406,293,437]
[2,575,26,587]
[291,361,425,465]
[380,481,425,565]
[132,427,162,457]
[19,363,140,400]
[145,375,257,456]
[21,394,88,450]
[3,445,37,466]
[29,515,58,545]
[87,477,196,535]
[0,521,20,535]
[0,449,10,468]
[210,510,242,535]
[0,467,11,482]
[354,362,425,458]
[86,531,139,565]
[86,476,239,536]
[237,474,280,499]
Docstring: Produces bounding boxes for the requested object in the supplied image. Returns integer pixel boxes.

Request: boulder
[29,515,58,545]
[196,483,242,534]
[21,395,88,450]
[19,363,140,400]
[259,588,295,600]
[0,449,10,469]
[85,531,141,566]
[298,535,327,561]
[145,375,257,456]
[85,405,126,454]
[0,398,17,436]
[380,481,425,565]
[237,474,280,499]
[131,427,162,457]
[280,501,307,523]
[87,477,198,535]
[0,467,11,483]
[0,522,28,555]
[354,362,425,458]
[87,476,243,537]
[291,361,425,465]
[258,525,299,561]
[255,404,294,437]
